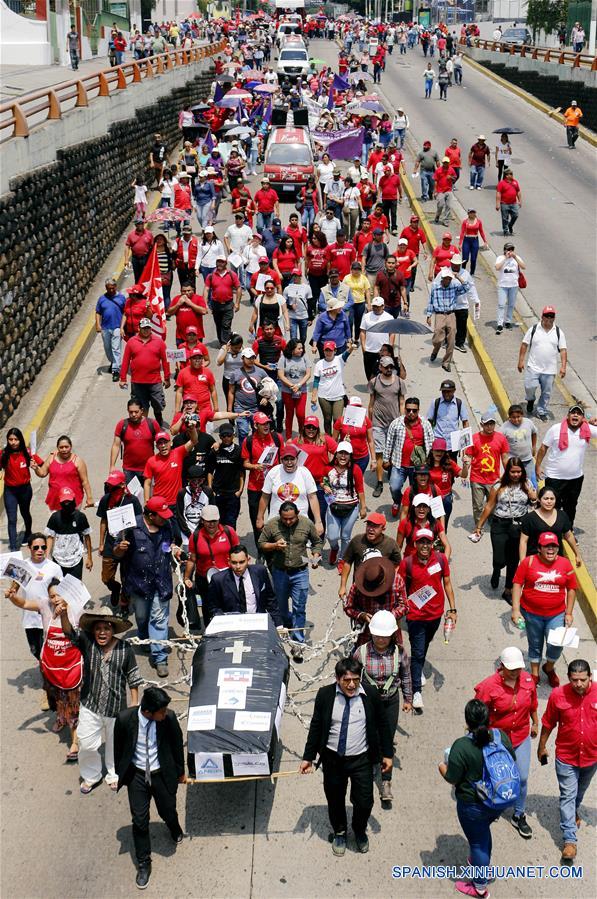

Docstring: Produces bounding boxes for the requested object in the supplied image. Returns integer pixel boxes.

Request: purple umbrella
[217,95,245,108]
[362,100,385,113]
[254,83,278,94]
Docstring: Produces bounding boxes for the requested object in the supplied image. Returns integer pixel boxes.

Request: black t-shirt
[172,432,215,481]
[96,493,142,558]
[205,444,243,494]
[520,509,571,557]
[45,509,91,568]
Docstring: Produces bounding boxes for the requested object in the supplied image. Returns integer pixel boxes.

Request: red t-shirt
[333,416,372,460]
[288,436,337,483]
[178,341,209,370]
[398,517,444,557]
[429,461,461,496]
[175,366,215,407]
[399,226,426,258]
[399,551,450,621]
[434,166,456,194]
[120,335,170,385]
[432,244,458,274]
[475,670,538,749]
[171,295,206,341]
[254,188,279,213]
[469,142,490,166]
[444,146,462,167]
[306,245,328,276]
[394,249,416,279]
[126,229,153,257]
[241,433,281,491]
[143,444,188,505]
[497,179,521,205]
[189,524,240,577]
[379,173,401,200]
[513,554,577,617]
[401,418,424,467]
[205,270,240,304]
[273,248,299,273]
[250,268,282,291]
[354,230,373,259]
[115,417,159,473]
[326,244,357,279]
[368,213,388,233]
[286,226,307,259]
[541,683,597,767]
[400,483,436,508]
[465,432,509,485]
[3,451,43,487]
[171,408,215,434]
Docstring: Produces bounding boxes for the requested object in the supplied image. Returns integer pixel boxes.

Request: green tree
[526,0,569,40]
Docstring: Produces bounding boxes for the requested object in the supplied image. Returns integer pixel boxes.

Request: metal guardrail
[465,38,597,71]
[0,41,226,144]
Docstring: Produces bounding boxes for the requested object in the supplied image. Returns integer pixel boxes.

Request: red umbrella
[146,208,190,223]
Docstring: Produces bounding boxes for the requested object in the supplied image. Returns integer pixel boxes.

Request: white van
[277,45,310,80]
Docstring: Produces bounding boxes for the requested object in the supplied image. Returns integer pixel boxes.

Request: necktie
[144,721,152,785]
[238,575,247,612]
[337,695,351,757]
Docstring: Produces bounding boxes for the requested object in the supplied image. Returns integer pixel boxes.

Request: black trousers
[322,749,374,837]
[545,475,584,528]
[454,308,468,348]
[25,627,44,660]
[59,559,84,580]
[212,301,234,344]
[132,254,149,283]
[127,768,181,866]
[490,516,521,589]
[363,351,379,382]
[214,492,241,528]
[381,198,397,231]
[247,488,262,553]
[380,691,400,780]
[177,265,196,292]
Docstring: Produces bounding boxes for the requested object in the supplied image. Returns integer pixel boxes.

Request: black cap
[187,465,206,480]
[219,423,234,435]
[440,380,456,390]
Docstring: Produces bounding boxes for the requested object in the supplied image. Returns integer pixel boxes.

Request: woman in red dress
[33,435,94,511]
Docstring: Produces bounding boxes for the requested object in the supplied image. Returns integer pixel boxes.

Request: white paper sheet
[429,495,446,519]
[296,450,308,467]
[450,427,473,453]
[231,752,270,776]
[218,684,247,710]
[228,252,243,268]
[206,613,269,634]
[275,682,287,738]
[1,558,34,587]
[342,405,366,428]
[56,574,91,618]
[167,347,187,363]
[106,504,138,537]
[0,551,23,568]
[127,476,144,501]
[233,711,271,732]
[547,627,579,648]
[29,430,37,455]
[217,667,254,687]
[408,585,436,610]
[257,446,278,468]
[187,705,217,731]
[194,752,225,779]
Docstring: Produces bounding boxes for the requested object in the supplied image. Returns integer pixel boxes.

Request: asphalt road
[1,39,596,899]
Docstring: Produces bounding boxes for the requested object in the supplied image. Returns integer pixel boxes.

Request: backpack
[117,418,158,457]
[472,730,521,811]
[528,324,561,353]
[402,550,445,594]
[245,432,281,459]
[430,396,462,428]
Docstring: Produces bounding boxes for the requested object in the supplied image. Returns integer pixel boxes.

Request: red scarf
[558,418,591,451]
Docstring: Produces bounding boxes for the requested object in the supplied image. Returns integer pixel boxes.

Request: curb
[463,54,597,148]
[400,173,597,635]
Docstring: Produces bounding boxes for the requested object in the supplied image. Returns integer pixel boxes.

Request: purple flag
[332,74,350,91]
[204,130,215,151]
[249,99,264,122]
[327,87,334,110]
[312,126,364,161]
[213,82,224,103]
[263,101,272,124]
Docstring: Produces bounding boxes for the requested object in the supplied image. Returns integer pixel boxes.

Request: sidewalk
[0,57,118,100]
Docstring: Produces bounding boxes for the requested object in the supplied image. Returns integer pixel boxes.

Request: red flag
[138,245,166,337]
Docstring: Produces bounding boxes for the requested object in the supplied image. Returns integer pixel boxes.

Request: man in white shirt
[360,296,395,380]
[256,444,323,530]
[433,254,480,354]
[536,403,597,527]
[318,208,341,245]
[518,306,567,421]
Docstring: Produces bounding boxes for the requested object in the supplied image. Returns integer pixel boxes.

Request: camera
[184,413,200,426]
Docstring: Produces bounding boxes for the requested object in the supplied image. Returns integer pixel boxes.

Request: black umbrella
[492,127,525,134]
[215,75,235,83]
[367,318,432,335]
[191,103,211,112]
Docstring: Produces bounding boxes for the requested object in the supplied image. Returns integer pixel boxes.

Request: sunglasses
[32,544,47,550]
[405,407,418,413]
[542,314,555,318]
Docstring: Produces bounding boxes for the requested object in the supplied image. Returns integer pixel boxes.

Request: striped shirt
[425,281,468,316]
[73,630,143,718]
[354,642,413,700]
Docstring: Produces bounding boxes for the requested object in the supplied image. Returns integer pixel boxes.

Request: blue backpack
[473,730,521,811]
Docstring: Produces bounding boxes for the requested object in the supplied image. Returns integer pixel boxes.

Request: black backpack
[430,396,462,428]
[245,432,281,458]
[528,324,561,352]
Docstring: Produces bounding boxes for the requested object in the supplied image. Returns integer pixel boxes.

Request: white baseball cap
[372,296,385,306]
[500,646,525,670]
[439,267,453,278]
[241,347,256,358]
[336,441,353,454]
[413,493,431,507]
[348,396,362,406]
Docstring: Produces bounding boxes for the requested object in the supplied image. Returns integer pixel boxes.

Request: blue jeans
[521,608,565,664]
[256,211,273,233]
[4,483,33,550]
[524,370,555,416]
[456,801,501,888]
[101,328,122,372]
[389,465,413,503]
[443,491,454,529]
[420,169,434,200]
[235,413,252,449]
[496,286,518,327]
[196,203,212,228]
[514,735,531,816]
[115,50,124,65]
[461,236,479,274]
[555,759,597,844]
[289,318,308,343]
[301,206,316,229]
[132,592,170,664]
[354,454,369,474]
[407,616,441,694]
[469,164,485,189]
[523,459,538,489]
[500,202,519,234]
[424,79,433,98]
[271,566,310,643]
[393,127,406,149]
[326,505,359,558]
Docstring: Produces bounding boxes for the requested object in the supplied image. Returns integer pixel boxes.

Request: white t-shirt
[361,310,393,352]
[197,239,226,270]
[522,324,566,375]
[319,217,340,244]
[263,464,317,518]
[20,558,63,629]
[542,423,597,479]
[495,255,520,288]
[317,161,335,187]
[314,355,346,400]
[343,186,361,210]
[225,223,253,253]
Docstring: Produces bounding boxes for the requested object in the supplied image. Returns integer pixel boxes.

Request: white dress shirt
[133,708,160,772]
[235,571,257,613]
[326,685,368,756]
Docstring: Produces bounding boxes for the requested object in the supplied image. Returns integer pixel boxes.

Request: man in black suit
[114,687,186,890]
[204,544,283,627]
[300,657,393,857]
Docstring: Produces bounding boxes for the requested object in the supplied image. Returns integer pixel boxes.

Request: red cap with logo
[366,512,386,526]
[253,412,270,425]
[304,416,320,427]
[145,495,173,519]
[185,325,198,334]
[542,306,557,316]
[323,340,336,350]
[58,487,76,503]
[281,444,299,458]
[189,348,205,359]
[538,531,559,546]
[105,470,126,486]
[155,431,171,443]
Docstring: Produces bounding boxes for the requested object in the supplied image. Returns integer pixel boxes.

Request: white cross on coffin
[225,640,252,664]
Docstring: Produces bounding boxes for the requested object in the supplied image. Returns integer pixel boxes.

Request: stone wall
[0,68,214,425]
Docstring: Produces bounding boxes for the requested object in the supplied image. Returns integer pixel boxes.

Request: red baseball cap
[414,527,434,542]
[542,306,557,316]
[185,325,198,334]
[538,531,559,546]
[292,267,302,276]
[304,416,320,427]
[281,444,299,458]
[145,495,173,519]
[423,140,431,147]
[323,340,336,350]
[366,512,386,526]
[105,470,126,486]
[58,487,76,503]
[442,231,452,240]
[431,438,447,451]
[155,431,171,443]
[127,283,146,297]
[189,348,205,359]
[253,412,270,425]
[410,214,419,222]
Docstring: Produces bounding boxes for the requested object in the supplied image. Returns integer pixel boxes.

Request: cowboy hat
[354,557,396,598]
[79,606,132,635]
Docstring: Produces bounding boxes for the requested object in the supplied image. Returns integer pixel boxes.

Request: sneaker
[373,481,383,498]
[504,322,512,329]
[468,185,475,190]
[136,864,151,890]
[542,663,560,688]
[526,399,534,414]
[412,691,424,713]
[379,781,393,802]
[496,325,503,335]
[331,832,346,856]
[354,832,369,853]
[455,882,489,898]
[512,813,533,839]
[420,673,426,687]
[538,412,549,422]
[112,372,120,382]
[391,503,399,518]
[430,351,438,362]
[156,663,169,679]
[455,344,467,353]
[442,362,451,372]
[476,186,482,190]
[490,570,500,589]
[328,547,338,566]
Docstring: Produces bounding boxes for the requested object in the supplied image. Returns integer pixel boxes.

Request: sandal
[109,781,118,792]
[66,743,79,762]
[80,782,95,794]
[51,720,65,733]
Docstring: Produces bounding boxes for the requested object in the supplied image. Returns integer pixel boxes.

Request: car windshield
[280,50,308,60]
[503,29,527,38]
[267,145,312,165]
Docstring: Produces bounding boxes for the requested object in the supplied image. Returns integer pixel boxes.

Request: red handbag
[518,272,527,289]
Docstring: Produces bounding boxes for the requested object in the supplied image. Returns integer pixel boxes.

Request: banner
[311,126,365,160]
[138,246,166,337]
